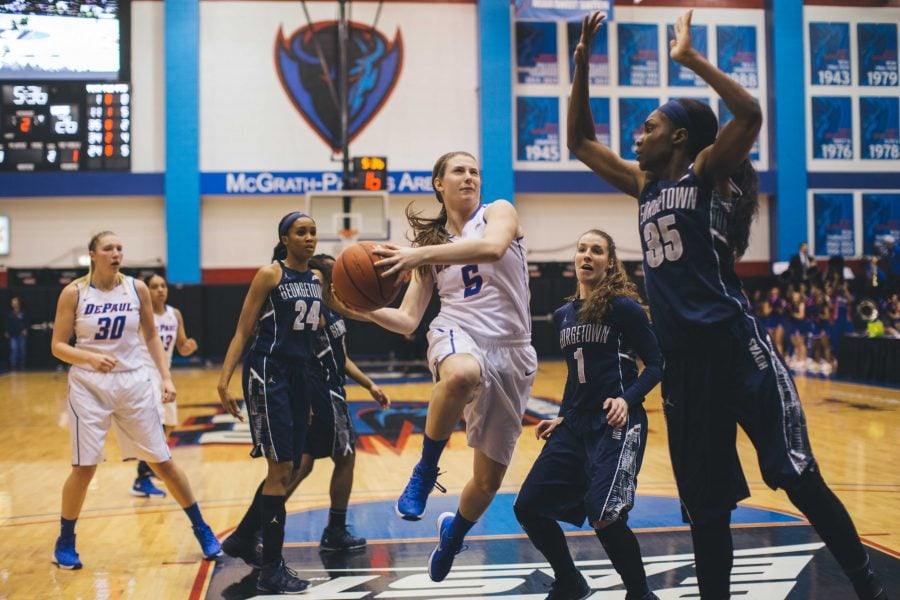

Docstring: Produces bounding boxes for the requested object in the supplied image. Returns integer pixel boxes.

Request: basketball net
[338,228,359,252]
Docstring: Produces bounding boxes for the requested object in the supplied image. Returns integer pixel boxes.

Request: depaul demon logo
[275,21,403,151]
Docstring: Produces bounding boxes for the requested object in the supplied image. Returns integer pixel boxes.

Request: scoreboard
[0,83,131,171]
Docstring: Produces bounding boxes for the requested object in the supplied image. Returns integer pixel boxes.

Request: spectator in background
[5,296,28,371]
[789,242,819,287]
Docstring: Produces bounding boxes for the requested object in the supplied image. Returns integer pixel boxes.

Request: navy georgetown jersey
[553,297,662,416]
[638,166,748,352]
[250,261,321,360]
[312,305,348,386]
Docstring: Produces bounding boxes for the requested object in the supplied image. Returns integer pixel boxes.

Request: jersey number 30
[95,316,126,340]
[643,214,683,268]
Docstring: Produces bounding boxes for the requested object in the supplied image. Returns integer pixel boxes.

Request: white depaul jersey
[433,204,531,338]
[142,304,178,372]
[73,276,146,372]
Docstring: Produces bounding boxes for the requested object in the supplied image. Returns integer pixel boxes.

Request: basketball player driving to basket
[344,151,537,583]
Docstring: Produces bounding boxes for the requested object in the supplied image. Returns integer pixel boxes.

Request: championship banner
[809,22,851,86]
[514,0,613,23]
[717,25,758,89]
[668,24,708,87]
[516,22,559,85]
[813,192,855,257]
[719,99,760,161]
[860,96,900,160]
[617,23,659,87]
[619,97,658,160]
[858,22,898,87]
[567,20,609,85]
[516,96,561,162]
[862,193,900,255]
[812,96,853,160]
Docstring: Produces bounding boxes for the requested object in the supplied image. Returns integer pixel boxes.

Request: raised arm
[568,12,644,198]
[672,10,762,183]
[217,264,280,419]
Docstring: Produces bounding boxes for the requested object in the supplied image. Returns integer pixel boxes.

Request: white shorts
[148,370,178,426]
[427,318,537,466]
[67,367,171,466]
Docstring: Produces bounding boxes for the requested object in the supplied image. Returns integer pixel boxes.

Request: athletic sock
[594,519,650,598]
[690,513,733,600]
[328,508,348,530]
[183,502,206,528]
[136,460,153,479]
[60,517,77,539]
[514,504,578,580]
[785,467,868,572]
[448,509,476,545]
[260,494,287,566]
[420,434,449,470]
[234,481,265,539]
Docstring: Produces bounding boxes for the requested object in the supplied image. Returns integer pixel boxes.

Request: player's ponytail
[726,159,759,260]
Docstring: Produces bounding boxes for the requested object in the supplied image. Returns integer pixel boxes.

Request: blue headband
[657,100,691,131]
[278,211,309,237]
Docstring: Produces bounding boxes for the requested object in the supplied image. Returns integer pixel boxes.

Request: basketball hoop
[338,228,359,251]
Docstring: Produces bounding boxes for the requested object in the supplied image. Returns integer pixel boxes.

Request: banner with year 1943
[809,22,851,86]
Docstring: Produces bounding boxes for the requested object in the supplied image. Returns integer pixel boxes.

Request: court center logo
[275,21,403,151]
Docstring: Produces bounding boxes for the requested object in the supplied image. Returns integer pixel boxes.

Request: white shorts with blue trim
[67,367,171,466]
[427,317,537,466]
[148,370,178,426]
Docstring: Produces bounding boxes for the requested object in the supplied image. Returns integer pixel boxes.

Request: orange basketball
[332,241,403,312]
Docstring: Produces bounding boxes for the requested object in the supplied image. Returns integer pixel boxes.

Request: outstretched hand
[573,12,605,68]
[669,9,696,64]
[373,244,424,278]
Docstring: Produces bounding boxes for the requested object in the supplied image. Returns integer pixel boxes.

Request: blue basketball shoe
[52,535,83,570]
[395,463,446,521]
[192,524,222,559]
[131,476,166,498]
[427,511,466,582]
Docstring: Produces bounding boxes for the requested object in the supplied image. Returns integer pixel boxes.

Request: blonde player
[130,273,199,498]
[50,231,220,570]
[359,151,537,582]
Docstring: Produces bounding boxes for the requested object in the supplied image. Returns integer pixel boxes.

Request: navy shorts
[242,352,311,464]
[514,407,648,527]
[662,313,815,524]
[305,373,357,459]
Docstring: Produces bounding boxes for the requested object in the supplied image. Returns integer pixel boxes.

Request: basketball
[332,241,403,312]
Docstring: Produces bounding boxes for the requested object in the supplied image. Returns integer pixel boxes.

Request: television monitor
[0,0,130,81]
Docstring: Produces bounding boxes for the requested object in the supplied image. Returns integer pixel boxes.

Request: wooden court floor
[0,364,897,599]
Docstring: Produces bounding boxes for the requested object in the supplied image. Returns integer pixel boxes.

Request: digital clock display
[0,83,130,171]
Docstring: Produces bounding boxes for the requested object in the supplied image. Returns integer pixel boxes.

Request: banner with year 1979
[858,22,898,87]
